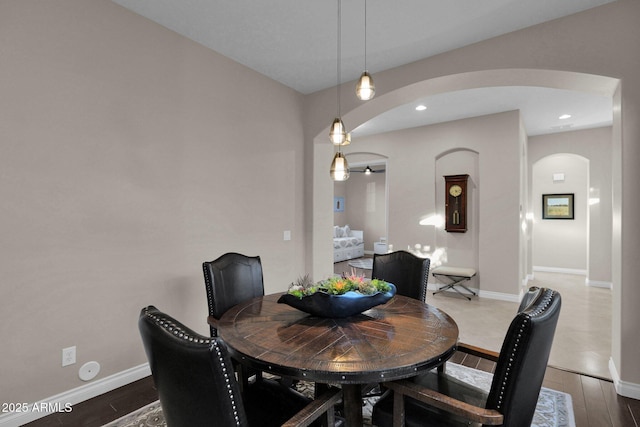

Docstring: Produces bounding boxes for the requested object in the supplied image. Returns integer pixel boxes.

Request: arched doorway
[311,69,618,283]
[334,152,388,257]
[532,153,590,274]
[309,68,619,380]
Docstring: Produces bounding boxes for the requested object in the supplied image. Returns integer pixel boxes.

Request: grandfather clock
[444,174,469,233]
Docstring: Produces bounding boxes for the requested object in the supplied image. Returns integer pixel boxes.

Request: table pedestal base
[342,384,363,427]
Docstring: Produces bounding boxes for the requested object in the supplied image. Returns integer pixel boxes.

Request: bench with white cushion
[431,266,477,300]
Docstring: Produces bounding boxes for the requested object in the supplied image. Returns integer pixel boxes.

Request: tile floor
[336,261,613,380]
[432,271,612,380]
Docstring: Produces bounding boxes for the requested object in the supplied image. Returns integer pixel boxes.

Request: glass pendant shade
[356,71,375,100]
[330,152,350,181]
[329,117,347,145]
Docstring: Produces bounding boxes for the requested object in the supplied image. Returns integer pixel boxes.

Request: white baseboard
[477,289,520,303]
[521,274,533,289]
[0,363,151,427]
[427,284,519,303]
[585,278,613,289]
[609,358,640,400]
[532,267,612,289]
[533,266,588,276]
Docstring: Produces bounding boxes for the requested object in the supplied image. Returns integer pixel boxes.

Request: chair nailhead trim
[495,289,557,409]
[144,308,241,426]
[212,340,241,425]
[145,311,214,344]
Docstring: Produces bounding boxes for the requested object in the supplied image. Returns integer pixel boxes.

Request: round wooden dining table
[213,293,459,427]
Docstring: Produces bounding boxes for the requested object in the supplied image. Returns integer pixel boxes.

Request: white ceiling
[356,86,613,137]
[111,0,616,137]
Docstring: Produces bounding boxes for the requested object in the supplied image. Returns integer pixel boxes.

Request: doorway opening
[333,154,388,260]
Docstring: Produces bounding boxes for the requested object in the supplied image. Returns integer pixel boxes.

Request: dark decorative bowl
[277,283,396,318]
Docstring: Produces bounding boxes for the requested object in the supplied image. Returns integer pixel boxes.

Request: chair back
[372,250,430,302]
[203,252,264,335]
[486,288,561,427]
[138,306,249,427]
[517,286,543,313]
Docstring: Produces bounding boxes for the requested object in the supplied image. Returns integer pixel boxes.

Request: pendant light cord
[337,0,342,118]
[364,0,367,71]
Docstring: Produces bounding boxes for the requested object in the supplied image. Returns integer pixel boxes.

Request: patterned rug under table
[103,363,575,427]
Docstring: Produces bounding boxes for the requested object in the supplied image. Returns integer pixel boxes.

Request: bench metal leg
[432,274,476,300]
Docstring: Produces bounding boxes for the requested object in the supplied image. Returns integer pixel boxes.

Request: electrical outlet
[62,346,76,367]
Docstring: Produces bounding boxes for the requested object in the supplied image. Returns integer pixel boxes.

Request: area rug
[103,363,575,427]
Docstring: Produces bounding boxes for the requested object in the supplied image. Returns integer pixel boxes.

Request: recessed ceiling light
[559,114,572,120]
[415,105,427,111]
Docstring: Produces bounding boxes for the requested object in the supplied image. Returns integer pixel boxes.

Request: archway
[532,153,590,274]
[309,67,619,380]
[311,69,618,283]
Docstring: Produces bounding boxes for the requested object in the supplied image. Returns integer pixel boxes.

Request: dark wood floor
[449,351,640,427]
[25,355,640,427]
[23,377,158,427]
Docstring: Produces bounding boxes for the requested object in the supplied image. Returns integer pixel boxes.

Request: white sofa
[333,225,364,262]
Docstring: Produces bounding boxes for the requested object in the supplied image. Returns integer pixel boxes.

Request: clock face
[449,184,463,197]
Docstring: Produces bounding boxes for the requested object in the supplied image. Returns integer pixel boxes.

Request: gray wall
[1,0,306,404]
[347,111,522,297]
[532,155,589,271]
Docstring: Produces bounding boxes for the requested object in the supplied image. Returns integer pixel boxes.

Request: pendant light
[356,0,375,101]
[329,0,346,146]
[330,132,350,181]
[330,0,350,181]
[329,118,346,145]
[330,152,350,181]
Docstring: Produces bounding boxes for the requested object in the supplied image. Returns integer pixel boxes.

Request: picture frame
[542,193,574,219]
[334,196,344,212]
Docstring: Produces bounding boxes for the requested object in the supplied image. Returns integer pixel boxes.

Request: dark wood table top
[215,293,459,384]
[213,293,458,426]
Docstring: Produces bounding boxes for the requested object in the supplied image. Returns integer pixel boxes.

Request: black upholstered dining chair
[371,287,562,427]
[202,253,267,388]
[372,250,430,302]
[139,306,342,427]
[202,252,264,336]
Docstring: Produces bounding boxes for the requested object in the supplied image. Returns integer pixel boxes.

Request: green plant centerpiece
[277,273,396,318]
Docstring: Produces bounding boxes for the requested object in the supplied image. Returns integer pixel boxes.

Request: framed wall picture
[542,193,574,219]
[334,196,344,212]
